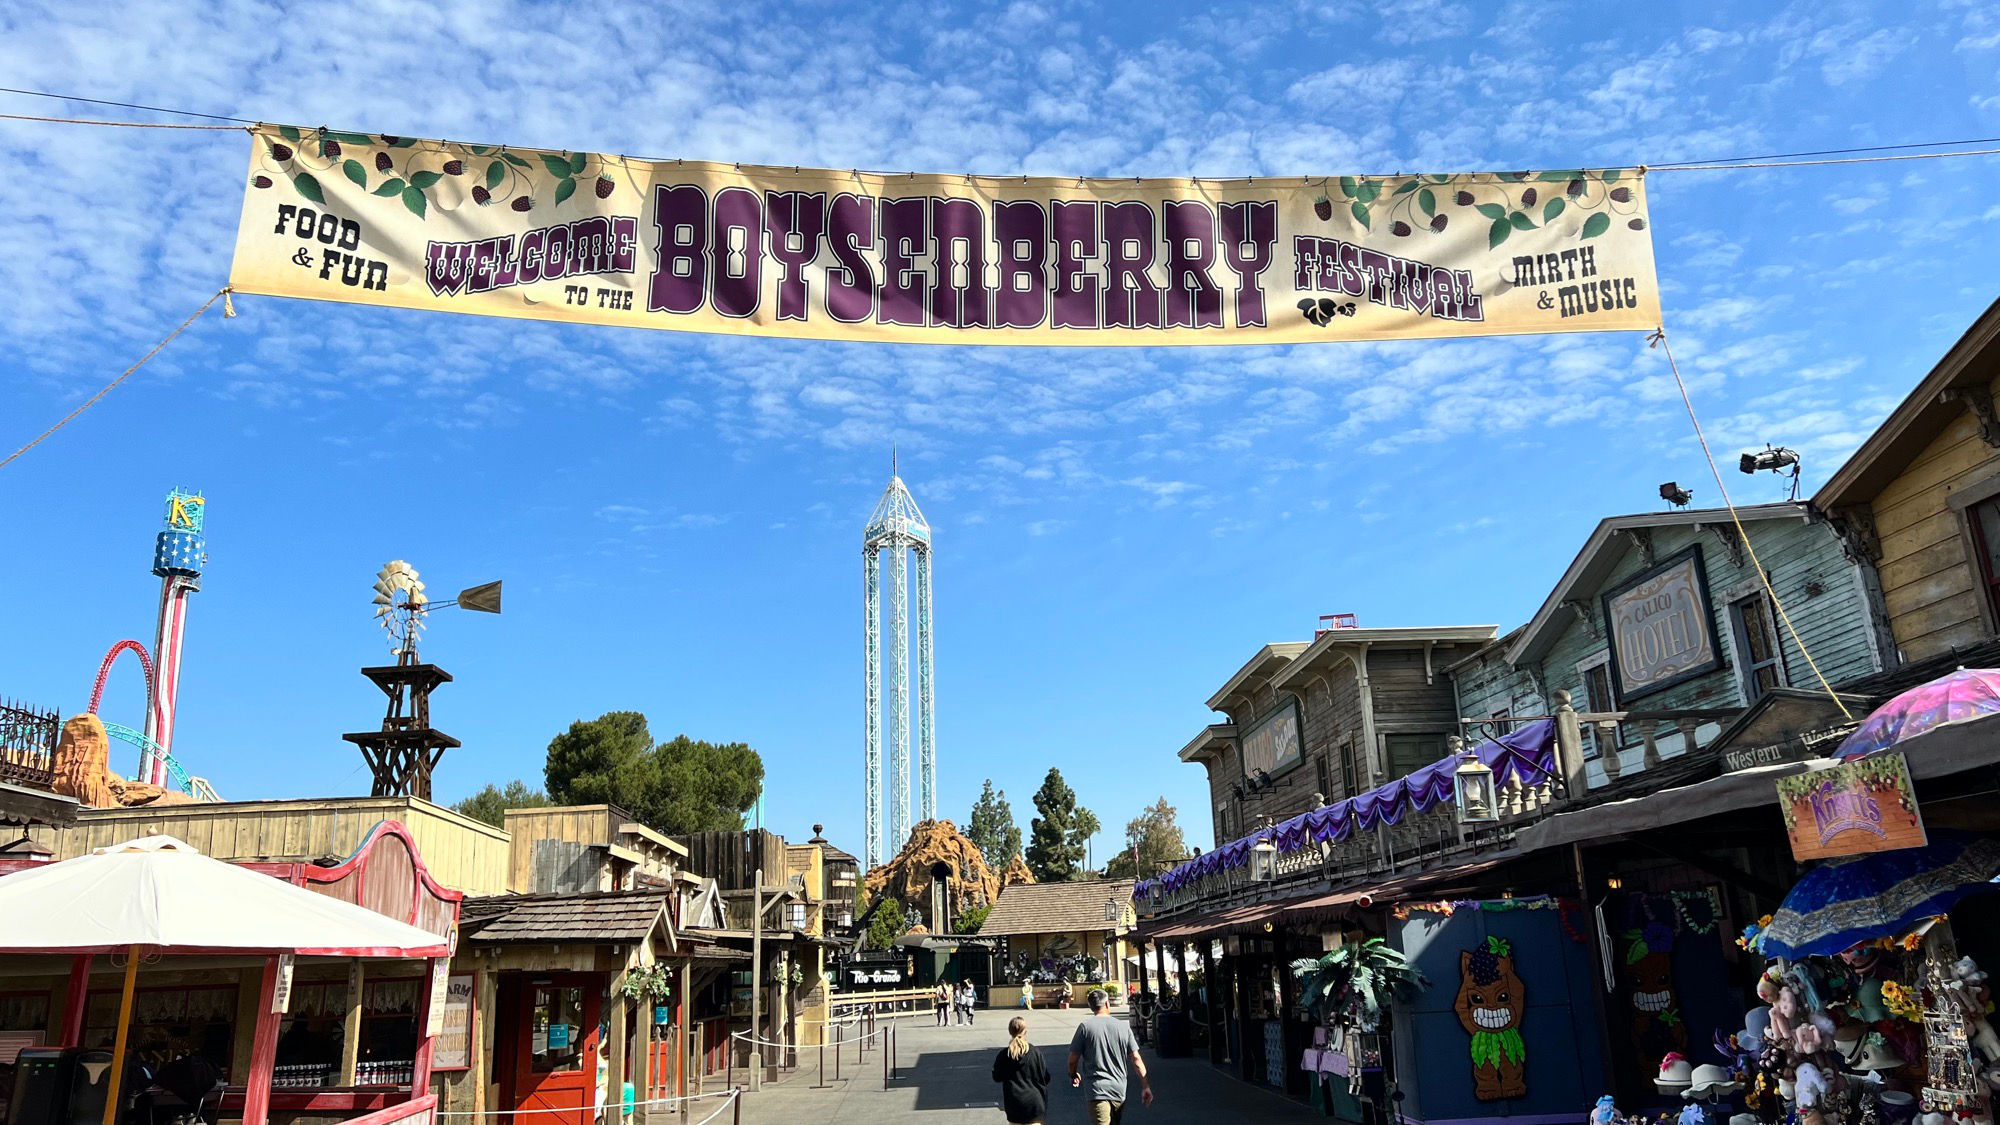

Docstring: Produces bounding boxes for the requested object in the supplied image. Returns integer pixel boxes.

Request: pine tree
[1024,768,1095,882]
[1103,797,1188,878]
[967,780,1023,871]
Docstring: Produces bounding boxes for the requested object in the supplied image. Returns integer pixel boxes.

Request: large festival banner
[229,124,1661,346]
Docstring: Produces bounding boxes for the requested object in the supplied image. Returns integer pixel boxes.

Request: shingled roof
[462,890,670,944]
[980,879,1135,937]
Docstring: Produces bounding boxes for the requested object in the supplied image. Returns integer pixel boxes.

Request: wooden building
[502,804,690,894]
[1814,298,2000,663]
[981,879,1135,1005]
[53,795,511,895]
[1181,627,1497,848]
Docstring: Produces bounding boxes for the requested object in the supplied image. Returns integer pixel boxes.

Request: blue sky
[2,0,1998,863]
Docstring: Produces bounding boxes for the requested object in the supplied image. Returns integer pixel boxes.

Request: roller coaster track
[88,639,154,715]
[99,721,210,799]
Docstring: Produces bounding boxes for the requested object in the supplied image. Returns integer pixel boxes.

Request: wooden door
[506,975,602,1125]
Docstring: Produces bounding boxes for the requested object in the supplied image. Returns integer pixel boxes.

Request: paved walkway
[733,1008,1320,1125]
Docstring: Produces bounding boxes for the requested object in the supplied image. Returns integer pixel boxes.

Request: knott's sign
[228,125,1661,346]
[1776,752,1927,861]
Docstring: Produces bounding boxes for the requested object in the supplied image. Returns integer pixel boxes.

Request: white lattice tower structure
[863,458,935,869]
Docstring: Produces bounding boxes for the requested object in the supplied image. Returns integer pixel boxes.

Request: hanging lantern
[1454,752,1499,823]
[1250,836,1278,881]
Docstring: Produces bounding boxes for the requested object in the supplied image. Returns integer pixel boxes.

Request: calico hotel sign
[1602,547,1721,704]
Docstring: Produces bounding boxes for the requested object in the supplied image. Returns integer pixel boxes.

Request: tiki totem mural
[1624,923,1686,1059]
[1455,936,1527,1101]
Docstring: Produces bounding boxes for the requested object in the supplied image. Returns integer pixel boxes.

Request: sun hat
[1856,1035,1906,1071]
[1685,1064,1743,1098]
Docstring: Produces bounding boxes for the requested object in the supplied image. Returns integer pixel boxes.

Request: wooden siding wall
[1538,518,1882,740]
[1450,650,1546,724]
[1868,381,2000,660]
[59,797,510,895]
[504,805,616,892]
[679,829,787,890]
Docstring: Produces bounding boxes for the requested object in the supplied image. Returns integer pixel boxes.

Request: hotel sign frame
[1601,545,1723,705]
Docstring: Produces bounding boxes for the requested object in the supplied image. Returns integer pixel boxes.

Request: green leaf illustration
[1426,174,1453,183]
[1350,200,1371,229]
[1338,175,1359,198]
[343,160,368,188]
[1543,197,1566,223]
[278,125,302,143]
[1501,1028,1525,1065]
[1394,179,1419,195]
[1488,217,1511,249]
[502,152,532,169]
[293,172,324,205]
[1508,211,1537,231]
[390,137,418,149]
[539,153,573,177]
[1603,169,1622,184]
[1537,170,1574,182]
[402,185,427,220]
[556,176,578,205]
[568,152,587,174]
[372,177,405,197]
[486,160,506,190]
[328,131,374,145]
[1356,180,1380,203]
[410,171,443,190]
[1475,203,1507,221]
[469,145,494,155]
[1419,188,1436,217]
[1581,213,1611,240]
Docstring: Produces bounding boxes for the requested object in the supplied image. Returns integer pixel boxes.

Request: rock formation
[1000,852,1035,889]
[51,714,193,809]
[864,818,1000,914]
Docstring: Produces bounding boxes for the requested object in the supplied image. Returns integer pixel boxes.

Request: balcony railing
[0,698,60,791]
[1140,692,1731,919]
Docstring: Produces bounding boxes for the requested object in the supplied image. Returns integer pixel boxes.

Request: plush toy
[1772,986,1802,1043]
[1795,1062,1828,1109]
[1593,1096,1623,1125]
[1745,1007,1772,1045]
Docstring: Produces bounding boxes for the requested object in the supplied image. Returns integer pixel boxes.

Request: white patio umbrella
[0,836,449,1125]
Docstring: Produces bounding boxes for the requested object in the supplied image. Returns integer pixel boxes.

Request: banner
[1776,752,1927,861]
[229,124,1661,346]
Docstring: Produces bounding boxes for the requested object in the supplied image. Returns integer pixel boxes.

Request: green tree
[966,780,1022,871]
[1102,797,1188,879]
[1024,768,1096,882]
[955,903,992,934]
[452,779,550,828]
[543,712,764,835]
[865,897,908,950]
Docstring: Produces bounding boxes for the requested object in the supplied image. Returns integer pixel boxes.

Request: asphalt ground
[729,1007,1321,1125]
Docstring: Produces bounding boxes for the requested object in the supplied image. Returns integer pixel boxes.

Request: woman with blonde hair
[991,1015,1050,1124]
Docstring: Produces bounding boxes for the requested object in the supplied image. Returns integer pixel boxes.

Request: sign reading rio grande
[229,125,1661,347]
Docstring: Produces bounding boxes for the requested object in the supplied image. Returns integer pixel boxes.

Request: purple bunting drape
[1133,719,1555,903]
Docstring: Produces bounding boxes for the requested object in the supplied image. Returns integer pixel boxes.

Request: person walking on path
[1068,988,1152,1124]
[992,1016,1051,1124]
[935,980,953,1027]
[961,980,978,1027]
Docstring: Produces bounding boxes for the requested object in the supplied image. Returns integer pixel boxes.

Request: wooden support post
[100,948,142,1125]
[242,955,283,1125]
[750,869,762,1092]
[340,959,365,1086]
[59,954,91,1048]
[413,958,438,1102]
[608,968,629,1123]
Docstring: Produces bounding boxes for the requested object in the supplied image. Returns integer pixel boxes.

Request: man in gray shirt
[1068,989,1152,1123]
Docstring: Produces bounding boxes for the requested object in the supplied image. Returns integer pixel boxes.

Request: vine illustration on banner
[1456,936,1527,1102]
[229,123,1662,347]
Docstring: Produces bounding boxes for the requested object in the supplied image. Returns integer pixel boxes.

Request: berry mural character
[1455,936,1527,1101]
[1623,923,1686,1058]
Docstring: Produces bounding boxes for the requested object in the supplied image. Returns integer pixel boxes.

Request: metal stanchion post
[726,1038,734,1092]
[732,1089,742,1125]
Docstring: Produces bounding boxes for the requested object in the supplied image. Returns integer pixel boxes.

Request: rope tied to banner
[0,288,232,473]
[1647,326,1854,721]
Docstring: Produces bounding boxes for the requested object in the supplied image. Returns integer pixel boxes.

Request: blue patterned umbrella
[1761,831,2000,959]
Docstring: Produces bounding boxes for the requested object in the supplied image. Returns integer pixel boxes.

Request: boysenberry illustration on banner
[229,124,1662,346]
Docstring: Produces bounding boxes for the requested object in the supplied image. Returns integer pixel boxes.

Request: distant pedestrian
[1068,988,1151,1124]
[961,980,978,1026]
[992,1016,1051,1124]
[936,980,953,1027]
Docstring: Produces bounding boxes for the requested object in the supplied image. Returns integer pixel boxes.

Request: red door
[506,975,603,1125]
